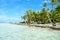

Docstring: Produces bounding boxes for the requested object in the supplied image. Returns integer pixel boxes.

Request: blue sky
[0,0,56,22]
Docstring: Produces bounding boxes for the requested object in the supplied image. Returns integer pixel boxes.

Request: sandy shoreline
[18,23,60,29]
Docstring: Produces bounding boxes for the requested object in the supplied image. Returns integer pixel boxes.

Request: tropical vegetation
[22,0,60,26]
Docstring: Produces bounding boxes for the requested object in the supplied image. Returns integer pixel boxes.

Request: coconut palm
[26,9,33,23]
[42,1,52,24]
[54,6,60,23]
[51,0,56,26]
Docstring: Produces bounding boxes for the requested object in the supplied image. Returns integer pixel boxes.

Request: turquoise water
[0,23,60,40]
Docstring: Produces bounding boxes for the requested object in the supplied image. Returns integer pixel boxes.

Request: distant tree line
[22,0,60,26]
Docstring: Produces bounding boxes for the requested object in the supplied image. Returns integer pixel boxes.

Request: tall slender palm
[44,2,51,23]
[51,0,56,26]
[43,1,53,24]
[41,2,47,23]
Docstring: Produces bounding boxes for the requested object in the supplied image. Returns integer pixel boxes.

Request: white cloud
[0,15,20,22]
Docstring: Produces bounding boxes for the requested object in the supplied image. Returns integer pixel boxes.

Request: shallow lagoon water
[0,23,60,40]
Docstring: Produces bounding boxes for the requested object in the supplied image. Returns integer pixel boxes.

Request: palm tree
[51,0,56,26]
[26,9,33,23]
[22,14,27,23]
[41,8,47,23]
[40,2,47,24]
[55,4,60,23]
[43,1,52,24]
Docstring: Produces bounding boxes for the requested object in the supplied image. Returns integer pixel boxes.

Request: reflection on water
[0,23,60,40]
